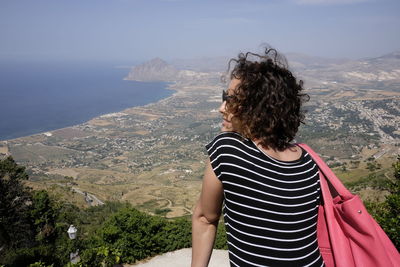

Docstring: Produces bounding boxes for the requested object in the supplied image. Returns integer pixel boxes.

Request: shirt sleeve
[205,133,227,180]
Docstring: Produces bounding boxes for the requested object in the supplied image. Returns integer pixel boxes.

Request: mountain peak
[147,57,169,66]
[125,58,178,82]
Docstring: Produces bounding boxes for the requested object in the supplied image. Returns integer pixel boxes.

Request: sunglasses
[222,90,234,102]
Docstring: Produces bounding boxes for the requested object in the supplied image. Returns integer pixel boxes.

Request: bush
[91,208,192,264]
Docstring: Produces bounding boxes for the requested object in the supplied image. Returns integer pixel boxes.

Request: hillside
[125,58,179,82]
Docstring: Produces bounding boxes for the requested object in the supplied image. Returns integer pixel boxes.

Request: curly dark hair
[226,47,309,151]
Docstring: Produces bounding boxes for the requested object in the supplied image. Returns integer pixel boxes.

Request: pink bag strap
[298,143,353,199]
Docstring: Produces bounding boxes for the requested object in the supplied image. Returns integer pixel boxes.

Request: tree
[0,156,34,251]
[0,158,66,267]
[381,156,400,247]
[31,190,56,243]
[366,162,376,172]
[367,156,400,249]
[341,165,347,172]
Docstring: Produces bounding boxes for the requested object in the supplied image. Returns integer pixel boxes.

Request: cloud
[294,0,369,5]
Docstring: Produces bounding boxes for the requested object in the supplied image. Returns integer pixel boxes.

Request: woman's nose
[219,101,226,114]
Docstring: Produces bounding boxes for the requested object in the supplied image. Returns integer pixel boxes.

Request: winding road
[71,187,105,206]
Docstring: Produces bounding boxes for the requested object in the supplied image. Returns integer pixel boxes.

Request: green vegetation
[0,156,32,251]
[365,156,400,249]
[154,208,172,215]
[0,156,228,266]
[366,161,382,172]
[2,155,398,265]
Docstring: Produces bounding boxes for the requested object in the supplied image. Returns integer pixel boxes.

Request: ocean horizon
[0,60,173,141]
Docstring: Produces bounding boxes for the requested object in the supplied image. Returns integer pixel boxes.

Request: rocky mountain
[125,58,179,82]
[125,57,217,84]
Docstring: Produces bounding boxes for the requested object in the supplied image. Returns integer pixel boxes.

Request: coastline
[0,65,224,217]
[0,82,177,143]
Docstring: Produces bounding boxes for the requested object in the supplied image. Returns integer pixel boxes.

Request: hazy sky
[1,0,399,62]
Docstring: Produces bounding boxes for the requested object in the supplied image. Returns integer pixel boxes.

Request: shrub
[366,156,400,249]
[91,208,192,264]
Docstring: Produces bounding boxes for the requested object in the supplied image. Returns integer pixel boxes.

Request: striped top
[206,132,324,267]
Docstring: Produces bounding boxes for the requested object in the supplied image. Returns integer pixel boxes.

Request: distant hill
[170,53,352,72]
[125,58,216,83]
[368,51,400,60]
[286,53,351,70]
[127,51,400,91]
[125,58,179,82]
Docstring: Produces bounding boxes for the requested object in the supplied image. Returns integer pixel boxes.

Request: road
[54,182,105,206]
[72,187,104,206]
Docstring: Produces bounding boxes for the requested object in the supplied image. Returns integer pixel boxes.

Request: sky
[0,0,399,63]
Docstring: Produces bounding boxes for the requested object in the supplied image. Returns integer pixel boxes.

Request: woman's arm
[191,160,224,267]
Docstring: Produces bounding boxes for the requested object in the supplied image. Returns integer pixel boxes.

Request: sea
[0,61,173,141]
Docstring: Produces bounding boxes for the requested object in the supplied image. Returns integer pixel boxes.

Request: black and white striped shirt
[206,132,324,267]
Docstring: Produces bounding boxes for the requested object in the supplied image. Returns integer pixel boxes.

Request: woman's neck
[253,140,302,162]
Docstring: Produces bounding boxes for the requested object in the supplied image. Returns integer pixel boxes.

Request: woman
[191,48,324,267]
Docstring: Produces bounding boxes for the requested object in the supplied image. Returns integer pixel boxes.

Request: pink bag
[298,144,400,267]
